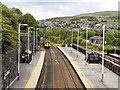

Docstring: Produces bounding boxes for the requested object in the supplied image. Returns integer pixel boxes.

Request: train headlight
[45,44,46,46]
[22,56,25,58]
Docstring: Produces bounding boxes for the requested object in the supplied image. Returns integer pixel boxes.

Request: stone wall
[21,33,33,53]
[0,54,2,90]
[1,32,37,89]
[2,50,18,89]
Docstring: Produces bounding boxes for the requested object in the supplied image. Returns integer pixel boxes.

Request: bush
[81,40,86,46]
[98,44,115,52]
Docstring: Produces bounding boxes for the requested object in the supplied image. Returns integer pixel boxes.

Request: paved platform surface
[9,50,45,89]
[59,47,119,89]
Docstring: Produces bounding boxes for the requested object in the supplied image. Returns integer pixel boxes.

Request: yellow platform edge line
[60,48,94,89]
[24,51,43,89]
[73,61,94,89]
[88,64,100,65]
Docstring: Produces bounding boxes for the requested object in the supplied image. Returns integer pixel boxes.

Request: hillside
[76,11,117,17]
[45,11,118,23]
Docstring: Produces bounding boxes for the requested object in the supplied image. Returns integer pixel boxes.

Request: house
[89,36,103,44]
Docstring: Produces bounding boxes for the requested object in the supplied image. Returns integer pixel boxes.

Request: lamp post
[28,27,34,64]
[80,32,82,46]
[18,24,28,80]
[77,29,79,57]
[36,28,39,51]
[85,27,88,65]
[33,28,35,56]
[101,24,105,82]
[71,29,73,53]
[114,46,116,54]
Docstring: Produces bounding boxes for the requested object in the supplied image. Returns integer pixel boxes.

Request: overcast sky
[1,0,120,20]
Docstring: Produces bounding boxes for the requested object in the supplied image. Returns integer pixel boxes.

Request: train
[72,44,100,63]
[86,49,100,63]
[43,39,51,49]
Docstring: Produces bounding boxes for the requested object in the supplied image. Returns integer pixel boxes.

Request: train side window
[90,55,94,57]
[90,57,94,60]
[94,55,98,57]
[94,54,99,60]
[89,55,94,60]
[95,57,98,60]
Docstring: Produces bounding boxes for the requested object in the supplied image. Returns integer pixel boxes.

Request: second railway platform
[58,47,119,89]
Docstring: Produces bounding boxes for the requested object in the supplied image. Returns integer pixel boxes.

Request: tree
[95,30,103,36]
[11,7,22,16]
[118,33,120,46]
[1,3,18,30]
[88,30,95,39]
[19,13,38,28]
[105,31,113,45]
[1,4,19,53]
[2,18,18,53]
[1,2,39,53]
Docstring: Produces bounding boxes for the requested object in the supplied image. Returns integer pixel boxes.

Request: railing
[72,44,120,76]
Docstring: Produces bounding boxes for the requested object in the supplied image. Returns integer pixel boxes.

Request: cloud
[100,0,119,11]
[1,0,119,20]
[20,5,65,20]
[2,0,24,2]
[1,0,102,2]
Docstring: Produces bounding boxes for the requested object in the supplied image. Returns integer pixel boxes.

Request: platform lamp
[18,24,28,80]
[101,24,105,82]
[28,27,34,64]
[85,27,88,66]
[35,28,39,51]
[33,28,35,56]
[71,28,73,53]
[77,29,79,57]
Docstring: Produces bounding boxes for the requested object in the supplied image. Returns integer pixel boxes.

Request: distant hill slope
[76,11,117,17]
[45,11,118,23]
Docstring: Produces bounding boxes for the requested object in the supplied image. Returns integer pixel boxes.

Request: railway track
[36,49,53,88]
[36,44,85,89]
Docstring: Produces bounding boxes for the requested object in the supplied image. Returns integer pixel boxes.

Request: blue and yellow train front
[44,42,50,49]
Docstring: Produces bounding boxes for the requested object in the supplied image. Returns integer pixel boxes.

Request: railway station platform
[58,47,119,89]
[9,50,45,89]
